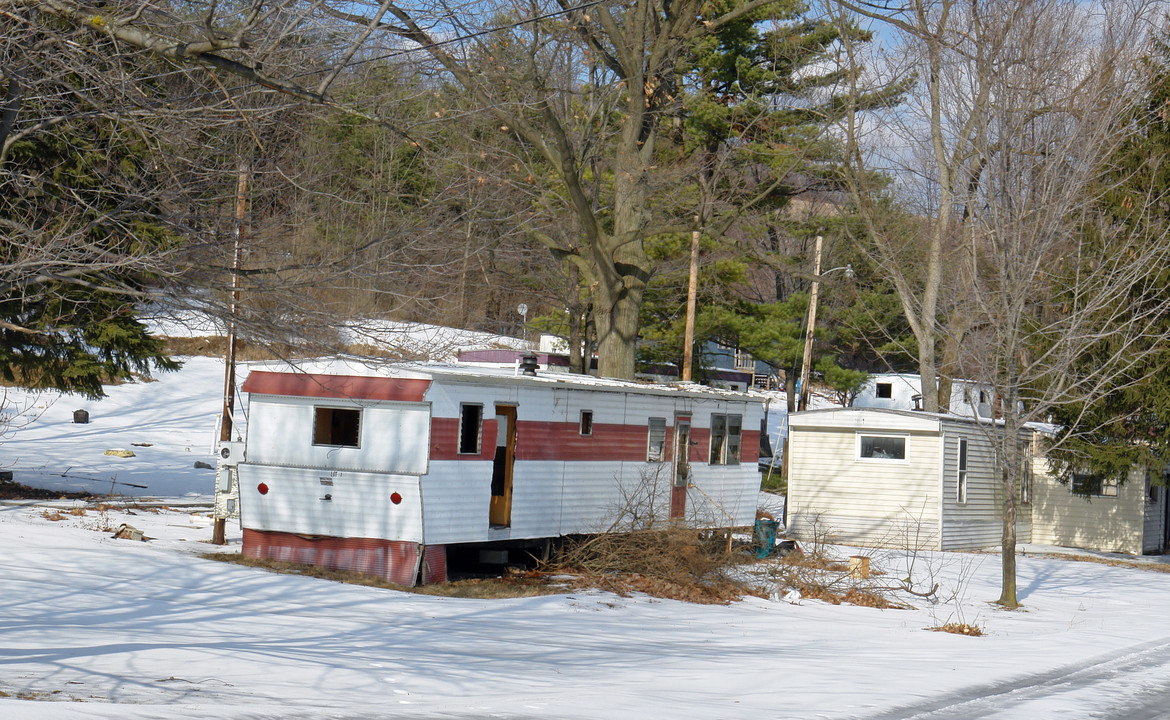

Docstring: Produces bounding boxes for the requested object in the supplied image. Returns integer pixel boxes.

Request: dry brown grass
[202,553,566,598]
[1030,552,1170,574]
[929,622,984,636]
[546,527,760,604]
[40,511,67,522]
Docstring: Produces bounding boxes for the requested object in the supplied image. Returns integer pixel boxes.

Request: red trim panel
[241,371,430,402]
[689,427,710,463]
[430,417,498,460]
[514,421,650,462]
[741,430,760,463]
[243,529,420,586]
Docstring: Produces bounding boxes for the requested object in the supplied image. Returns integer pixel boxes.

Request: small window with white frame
[857,433,907,461]
[579,410,593,436]
[646,417,666,462]
[957,437,968,503]
[1020,450,1032,504]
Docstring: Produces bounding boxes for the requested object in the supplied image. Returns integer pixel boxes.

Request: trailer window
[876,382,893,399]
[459,404,483,454]
[957,438,968,503]
[647,417,666,462]
[313,407,361,448]
[709,414,742,465]
[857,434,906,461]
[1072,473,1118,498]
[580,410,593,436]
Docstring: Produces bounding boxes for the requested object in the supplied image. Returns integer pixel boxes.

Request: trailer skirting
[243,529,448,586]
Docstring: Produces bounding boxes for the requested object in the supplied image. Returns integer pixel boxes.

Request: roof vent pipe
[520,353,540,376]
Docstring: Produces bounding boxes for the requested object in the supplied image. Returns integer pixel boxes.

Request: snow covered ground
[4,360,1170,719]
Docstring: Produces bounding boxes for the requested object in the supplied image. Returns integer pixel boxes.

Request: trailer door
[490,405,517,527]
[672,416,691,519]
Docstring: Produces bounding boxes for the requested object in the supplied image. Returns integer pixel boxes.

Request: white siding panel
[246,397,430,474]
[787,427,942,549]
[557,460,638,533]
[689,465,758,526]
[419,461,494,544]
[1031,462,1145,554]
[238,464,423,542]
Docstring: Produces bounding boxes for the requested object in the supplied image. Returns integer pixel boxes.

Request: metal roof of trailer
[239,357,763,403]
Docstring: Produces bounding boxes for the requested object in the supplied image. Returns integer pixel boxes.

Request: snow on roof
[242,357,764,402]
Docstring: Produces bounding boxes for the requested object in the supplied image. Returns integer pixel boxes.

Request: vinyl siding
[939,421,1032,550]
[787,426,943,549]
[1031,461,1147,555]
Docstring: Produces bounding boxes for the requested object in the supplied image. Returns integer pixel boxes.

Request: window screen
[313,407,361,447]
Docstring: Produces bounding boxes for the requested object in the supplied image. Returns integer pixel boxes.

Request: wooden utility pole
[212,162,248,546]
[798,235,823,411]
[681,222,701,382]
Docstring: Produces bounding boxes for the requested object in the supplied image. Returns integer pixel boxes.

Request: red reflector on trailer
[390,492,402,505]
[257,483,269,495]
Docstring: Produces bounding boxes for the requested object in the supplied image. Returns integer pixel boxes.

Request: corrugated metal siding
[246,396,431,474]
[787,427,942,549]
[1031,462,1146,554]
[689,465,758,526]
[241,376,763,546]
[238,465,424,543]
[243,529,420,585]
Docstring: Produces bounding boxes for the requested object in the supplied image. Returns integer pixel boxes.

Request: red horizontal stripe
[242,371,430,402]
[430,417,498,460]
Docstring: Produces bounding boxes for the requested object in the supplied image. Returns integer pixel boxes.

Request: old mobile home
[224,360,764,585]
[786,407,1032,550]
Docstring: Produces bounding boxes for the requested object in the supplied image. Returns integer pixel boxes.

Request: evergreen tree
[1045,28,1170,483]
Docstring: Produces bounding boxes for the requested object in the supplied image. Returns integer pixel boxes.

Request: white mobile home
[1029,433,1170,555]
[225,360,764,585]
[786,407,1032,550]
[852,374,1012,420]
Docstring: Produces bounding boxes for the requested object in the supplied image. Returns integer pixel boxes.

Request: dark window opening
[876,383,893,399]
[1072,473,1118,498]
[459,404,483,454]
[580,410,593,436]
[314,407,360,447]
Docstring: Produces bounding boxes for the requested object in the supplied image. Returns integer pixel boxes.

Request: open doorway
[671,416,690,519]
[490,405,517,527]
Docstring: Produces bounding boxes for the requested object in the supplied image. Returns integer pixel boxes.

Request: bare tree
[830,0,1170,606]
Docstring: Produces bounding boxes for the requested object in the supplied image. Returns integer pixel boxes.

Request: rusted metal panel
[243,529,421,586]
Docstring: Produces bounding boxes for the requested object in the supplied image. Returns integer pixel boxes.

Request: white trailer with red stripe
[229,360,764,585]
